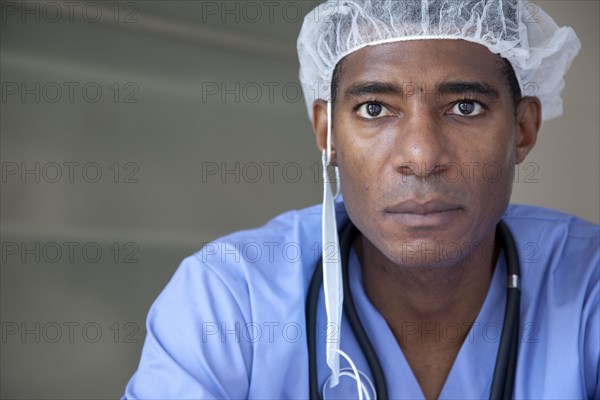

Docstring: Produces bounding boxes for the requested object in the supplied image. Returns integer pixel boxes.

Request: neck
[356,228,500,400]
[356,229,499,330]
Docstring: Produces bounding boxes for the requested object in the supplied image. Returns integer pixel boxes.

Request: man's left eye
[449,101,485,116]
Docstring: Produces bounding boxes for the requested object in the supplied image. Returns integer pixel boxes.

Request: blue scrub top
[124,202,599,399]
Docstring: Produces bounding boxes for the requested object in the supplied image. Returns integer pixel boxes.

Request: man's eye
[356,102,392,119]
[449,101,485,116]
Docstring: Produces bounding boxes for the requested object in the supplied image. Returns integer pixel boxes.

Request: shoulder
[503,203,598,283]
[189,199,350,282]
[503,203,599,239]
[502,204,599,284]
[504,205,599,398]
[504,203,598,335]
[175,200,347,313]
[125,203,342,398]
[190,202,323,281]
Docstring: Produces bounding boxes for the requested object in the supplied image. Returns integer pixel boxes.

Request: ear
[312,100,337,164]
[514,97,541,164]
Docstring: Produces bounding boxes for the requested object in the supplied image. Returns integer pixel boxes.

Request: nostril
[398,162,419,175]
[396,161,450,178]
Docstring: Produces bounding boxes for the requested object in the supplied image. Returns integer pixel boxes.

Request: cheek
[334,121,395,184]
[337,151,372,198]
[334,135,385,230]
[466,129,517,213]
[335,134,374,191]
[461,120,516,168]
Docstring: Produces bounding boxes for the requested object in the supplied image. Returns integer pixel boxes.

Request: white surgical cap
[298,0,581,121]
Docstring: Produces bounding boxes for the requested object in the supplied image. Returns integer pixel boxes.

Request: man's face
[322,40,538,268]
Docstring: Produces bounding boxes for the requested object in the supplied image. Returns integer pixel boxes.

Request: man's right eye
[356,102,392,119]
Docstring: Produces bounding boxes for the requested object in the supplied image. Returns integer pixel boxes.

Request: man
[124,1,598,399]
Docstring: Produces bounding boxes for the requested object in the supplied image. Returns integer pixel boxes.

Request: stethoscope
[306,219,521,400]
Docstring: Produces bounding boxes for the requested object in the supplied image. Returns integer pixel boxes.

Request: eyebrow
[343,80,500,99]
[344,81,403,98]
[437,82,500,99]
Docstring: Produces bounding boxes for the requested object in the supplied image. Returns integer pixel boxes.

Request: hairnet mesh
[297,0,581,121]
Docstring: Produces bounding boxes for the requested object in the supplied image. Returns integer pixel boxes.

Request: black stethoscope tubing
[307,220,521,400]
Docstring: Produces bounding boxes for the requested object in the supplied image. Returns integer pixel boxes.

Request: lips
[383,199,463,227]
[385,199,462,214]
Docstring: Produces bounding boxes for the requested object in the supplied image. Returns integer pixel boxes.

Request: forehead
[337,39,507,91]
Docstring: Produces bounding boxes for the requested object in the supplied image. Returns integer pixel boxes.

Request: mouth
[384,199,463,227]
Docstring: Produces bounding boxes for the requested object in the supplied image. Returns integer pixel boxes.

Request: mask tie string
[322,101,366,399]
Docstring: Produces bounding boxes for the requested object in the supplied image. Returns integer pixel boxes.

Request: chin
[365,213,480,269]
[379,236,474,269]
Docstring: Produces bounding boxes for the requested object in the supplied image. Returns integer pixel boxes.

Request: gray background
[1,1,598,398]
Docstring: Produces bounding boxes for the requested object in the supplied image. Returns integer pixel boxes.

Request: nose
[391,108,451,178]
